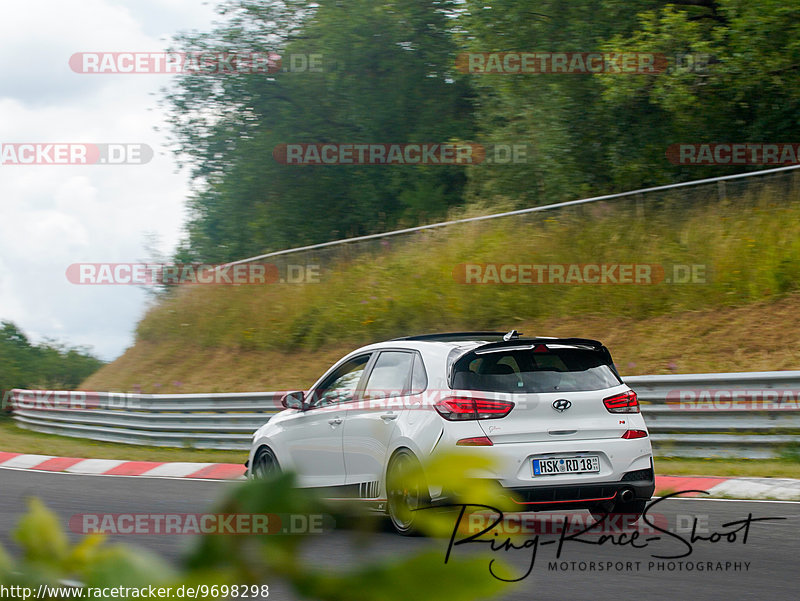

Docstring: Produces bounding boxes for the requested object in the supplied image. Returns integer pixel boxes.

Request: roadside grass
[82,291,800,393]
[0,416,246,464]
[655,457,800,479]
[133,185,800,355]
[81,181,800,393]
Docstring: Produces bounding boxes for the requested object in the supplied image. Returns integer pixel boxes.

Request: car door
[342,350,418,491]
[283,353,372,488]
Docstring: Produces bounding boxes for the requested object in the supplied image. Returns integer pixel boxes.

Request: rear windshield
[451,347,621,393]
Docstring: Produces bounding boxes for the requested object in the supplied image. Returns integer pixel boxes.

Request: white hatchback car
[247,332,655,534]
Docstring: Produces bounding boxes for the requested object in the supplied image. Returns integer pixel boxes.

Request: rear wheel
[251,447,280,479]
[386,450,429,536]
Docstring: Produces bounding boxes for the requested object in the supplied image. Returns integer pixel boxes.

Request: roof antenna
[503,330,521,341]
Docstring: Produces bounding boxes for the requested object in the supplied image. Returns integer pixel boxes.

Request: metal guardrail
[627,371,800,458]
[9,390,281,450]
[8,371,800,457]
[224,164,800,268]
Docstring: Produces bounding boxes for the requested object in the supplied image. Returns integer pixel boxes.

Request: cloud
[0,0,217,361]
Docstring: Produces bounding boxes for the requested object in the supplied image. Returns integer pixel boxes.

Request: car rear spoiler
[471,337,606,352]
[446,337,619,384]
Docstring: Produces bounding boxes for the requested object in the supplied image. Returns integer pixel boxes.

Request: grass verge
[83,181,800,393]
[0,417,246,464]
[655,457,800,479]
[135,186,800,355]
[83,292,800,393]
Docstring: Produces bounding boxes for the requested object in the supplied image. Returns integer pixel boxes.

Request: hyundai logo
[552,399,572,412]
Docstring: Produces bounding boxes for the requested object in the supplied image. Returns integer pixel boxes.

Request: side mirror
[281,390,305,410]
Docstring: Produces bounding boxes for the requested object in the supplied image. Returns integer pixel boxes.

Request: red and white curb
[655,475,800,500]
[2,451,798,499]
[0,451,246,480]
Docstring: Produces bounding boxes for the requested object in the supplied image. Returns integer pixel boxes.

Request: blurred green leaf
[13,498,70,565]
[293,551,509,601]
[0,542,13,582]
[80,546,176,589]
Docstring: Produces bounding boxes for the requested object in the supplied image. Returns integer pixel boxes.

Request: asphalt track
[1,467,798,601]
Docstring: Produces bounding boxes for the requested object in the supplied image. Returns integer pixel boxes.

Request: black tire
[251,446,280,480]
[589,498,647,525]
[386,450,430,536]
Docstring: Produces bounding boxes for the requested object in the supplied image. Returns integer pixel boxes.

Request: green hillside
[83,182,800,393]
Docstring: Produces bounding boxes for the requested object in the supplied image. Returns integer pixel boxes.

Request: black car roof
[392,331,605,348]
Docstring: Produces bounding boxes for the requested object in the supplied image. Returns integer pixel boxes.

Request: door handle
[328,417,343,425]
[380,413,398,421]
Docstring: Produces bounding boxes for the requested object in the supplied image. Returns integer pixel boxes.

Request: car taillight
[434,397,514,421]
[621,429,648,439]
[456,436,494,446]
[603,390,639,413]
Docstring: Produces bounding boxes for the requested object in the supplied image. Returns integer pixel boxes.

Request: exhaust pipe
[619,489,634,502]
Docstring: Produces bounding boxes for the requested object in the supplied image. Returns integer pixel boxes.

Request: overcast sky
[0,0,221,361]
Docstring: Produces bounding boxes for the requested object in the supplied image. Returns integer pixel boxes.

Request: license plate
[532,456,600,476]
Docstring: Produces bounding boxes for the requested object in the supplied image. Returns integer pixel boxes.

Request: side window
[312,354,371,407]
[410,353,428,394]
[363,351,414,400]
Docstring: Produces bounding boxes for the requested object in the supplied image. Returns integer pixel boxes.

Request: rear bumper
[501,466,655,511]
[429,466,654,512]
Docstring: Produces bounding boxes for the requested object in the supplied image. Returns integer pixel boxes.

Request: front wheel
[386,450,430,536]
[251,446,280,479]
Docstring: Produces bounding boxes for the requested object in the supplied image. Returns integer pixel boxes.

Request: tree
[0,321,103,393]
[165,0,475,262]
[596,0,800,188]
